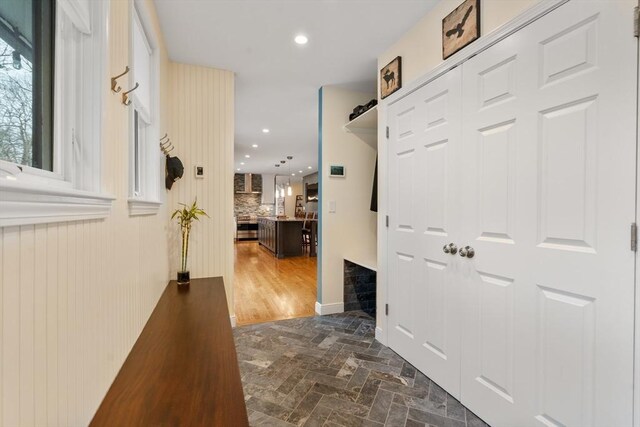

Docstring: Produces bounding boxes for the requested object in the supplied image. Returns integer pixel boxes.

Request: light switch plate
[194,166,204,178]
[329,201,336,213]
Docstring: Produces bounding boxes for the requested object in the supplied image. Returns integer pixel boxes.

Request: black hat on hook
[165,156,184,190]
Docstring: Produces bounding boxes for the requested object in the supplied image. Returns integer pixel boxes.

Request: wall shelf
[343,106,377,149]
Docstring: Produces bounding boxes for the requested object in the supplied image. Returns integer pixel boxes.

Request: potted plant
[171,199,209,286]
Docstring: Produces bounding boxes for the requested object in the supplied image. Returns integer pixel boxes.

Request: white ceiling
[153,0,437,176]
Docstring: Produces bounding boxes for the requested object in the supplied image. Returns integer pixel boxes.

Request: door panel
[387,2,636,426]
[388,67,463,397]
[459,32,534,425]
[459,2,636,426]
[535,285,595,427]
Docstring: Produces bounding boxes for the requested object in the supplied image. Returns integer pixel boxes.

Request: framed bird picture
[380,56,402,99]
[442,0,480,59]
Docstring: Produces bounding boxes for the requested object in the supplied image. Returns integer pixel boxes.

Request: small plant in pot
[171,199,209,286]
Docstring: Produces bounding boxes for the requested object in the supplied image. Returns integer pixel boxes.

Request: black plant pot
[177,270,190,286]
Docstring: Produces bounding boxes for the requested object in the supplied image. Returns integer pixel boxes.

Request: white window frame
[127,0,163,216]
[0,0,113,227]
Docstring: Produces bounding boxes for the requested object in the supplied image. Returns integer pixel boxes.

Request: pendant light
[278,160,286,198]
[287,156,293,196]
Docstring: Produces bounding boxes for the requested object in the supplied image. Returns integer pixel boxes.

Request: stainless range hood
[236,173,261,194]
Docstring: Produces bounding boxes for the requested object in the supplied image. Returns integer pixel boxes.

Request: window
[0,0,54,170]
[128,2,162,216]
[0,0,112,227]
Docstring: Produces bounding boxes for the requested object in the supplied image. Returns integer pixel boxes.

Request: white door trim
[634,22,640,427]
[378,0,568,348]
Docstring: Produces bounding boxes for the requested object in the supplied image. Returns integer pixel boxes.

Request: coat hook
[122,82,140,106]
[111,66,130,93]
[159,142,174,155]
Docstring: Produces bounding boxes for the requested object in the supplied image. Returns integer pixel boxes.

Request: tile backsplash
[234,193,275,217]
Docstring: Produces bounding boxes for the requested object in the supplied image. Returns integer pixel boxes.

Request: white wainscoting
[0,0,172,425]
[167,63,235,315]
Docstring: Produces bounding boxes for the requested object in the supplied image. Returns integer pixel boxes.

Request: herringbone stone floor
[233,311,489,427]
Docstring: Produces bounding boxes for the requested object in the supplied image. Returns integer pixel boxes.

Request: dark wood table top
[90,277,249,427]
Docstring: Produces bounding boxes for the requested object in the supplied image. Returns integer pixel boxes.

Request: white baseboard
[314,301,344,316]
[375,326,386,345]
[230,315,237,328]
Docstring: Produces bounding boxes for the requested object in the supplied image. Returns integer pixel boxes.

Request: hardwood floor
[234,241,317,326]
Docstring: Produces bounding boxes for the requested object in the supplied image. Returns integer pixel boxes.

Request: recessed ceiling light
[307,166,312,169]
[262,128,270,133]
[245,155,250,158]
[292,173,295,176]
[299,170,302,173]
[294,34,308,45]
[240,162,245,165]
[237,168,241,171]
[252,144,258,148]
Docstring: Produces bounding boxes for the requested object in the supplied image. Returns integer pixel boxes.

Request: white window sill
[128,198,162,216]
[0,179,115,227]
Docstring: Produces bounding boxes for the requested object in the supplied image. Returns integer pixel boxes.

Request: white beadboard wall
[0,0,174,425]
[167,63,235,314]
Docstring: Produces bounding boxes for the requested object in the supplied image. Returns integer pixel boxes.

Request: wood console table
[90,277,248,427]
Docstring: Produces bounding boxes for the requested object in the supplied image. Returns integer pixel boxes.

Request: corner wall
[0,0,171,425]
[319,86,377,311]
[167,63,235,314]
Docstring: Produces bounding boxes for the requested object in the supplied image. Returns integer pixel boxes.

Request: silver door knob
[443,243,458,255]
[459,246,475,258]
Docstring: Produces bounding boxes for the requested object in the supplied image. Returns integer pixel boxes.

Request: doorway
[233,172,319,326]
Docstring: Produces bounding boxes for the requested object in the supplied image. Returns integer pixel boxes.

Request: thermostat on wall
[194,166,204,178]
[329,164,346,178]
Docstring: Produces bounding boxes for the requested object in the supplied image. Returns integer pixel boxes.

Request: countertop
[260,217,316,222]
[90,277,248,426]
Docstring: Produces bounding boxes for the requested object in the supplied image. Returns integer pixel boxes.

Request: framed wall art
[442,0,480,59]
[380,56,401,99]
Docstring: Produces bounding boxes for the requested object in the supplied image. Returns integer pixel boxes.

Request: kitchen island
[258,217,315,258]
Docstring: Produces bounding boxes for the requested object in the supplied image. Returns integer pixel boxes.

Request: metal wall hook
[160,138,172,148]
[160,141,174,155]
[111,66,130,93]
[122,82,140,106]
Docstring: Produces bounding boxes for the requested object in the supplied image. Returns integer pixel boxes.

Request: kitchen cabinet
[258,218,303,258]
[258,218,277,253]
[261,174,275,205]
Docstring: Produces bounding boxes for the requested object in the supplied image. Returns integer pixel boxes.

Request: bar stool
[302,212,313,250]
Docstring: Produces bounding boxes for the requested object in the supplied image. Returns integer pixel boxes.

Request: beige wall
[0,0,171,425]
[320,86,377,307]
[378,0,537,90]
[167,63,235,314]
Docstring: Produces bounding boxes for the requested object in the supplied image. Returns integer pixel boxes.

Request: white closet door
[459,1,637,426]
[387,67,464,397]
